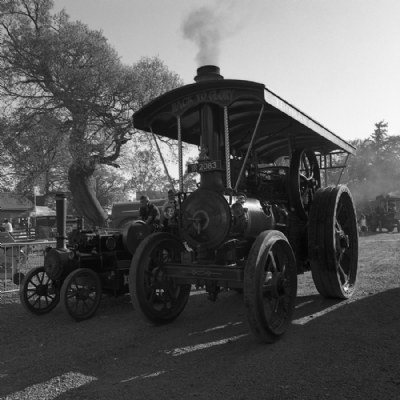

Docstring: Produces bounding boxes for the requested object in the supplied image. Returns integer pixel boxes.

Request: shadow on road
[1,287,400,399]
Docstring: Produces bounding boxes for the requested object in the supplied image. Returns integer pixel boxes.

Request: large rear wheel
[308,185,358,298]
[244,230,297,343]
[130,233,191,324]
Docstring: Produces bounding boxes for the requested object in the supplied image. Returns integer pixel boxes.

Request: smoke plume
[182,1,248,66]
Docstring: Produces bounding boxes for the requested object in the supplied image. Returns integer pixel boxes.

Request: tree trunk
[68,162,107,227]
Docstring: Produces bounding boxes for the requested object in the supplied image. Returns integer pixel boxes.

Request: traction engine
[20,193,149,321]
[130,65,359,343]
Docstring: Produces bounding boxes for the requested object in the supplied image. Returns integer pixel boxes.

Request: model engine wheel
[289,149,321,220]
[308,185,358,298]
[130,233,191,324]
[244,230,297,343]
[20,267,60,315]
[60,268,102,321]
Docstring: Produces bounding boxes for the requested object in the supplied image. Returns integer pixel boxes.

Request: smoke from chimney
[182,6,220,66]
[182,1,248,67]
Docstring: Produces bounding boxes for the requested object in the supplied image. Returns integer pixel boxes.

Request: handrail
[0,240,56,248]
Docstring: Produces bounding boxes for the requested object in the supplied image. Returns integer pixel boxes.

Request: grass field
[357,233,400,295]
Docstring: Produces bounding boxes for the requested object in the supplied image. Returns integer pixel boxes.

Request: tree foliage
[342,121,400,205]
[0,0,182,226]
[92,165,129,211]
[0,111,70,196]
[2,2,398,225]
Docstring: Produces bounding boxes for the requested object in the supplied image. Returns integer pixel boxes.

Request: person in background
[359,214,367,236]
[162,189,179,234]
[3,219,13,233]
[139,195,161,231]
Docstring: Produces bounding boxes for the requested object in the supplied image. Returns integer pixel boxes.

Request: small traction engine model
[20,193,149,321]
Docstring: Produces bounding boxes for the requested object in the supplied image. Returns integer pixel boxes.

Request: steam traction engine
[20,193,148,321]
[130,66,359,343]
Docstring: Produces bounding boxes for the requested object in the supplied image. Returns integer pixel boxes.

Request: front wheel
[60,268,102,321]
[19,267,60,315]
[130,233,191,324]
[244,230,297,343]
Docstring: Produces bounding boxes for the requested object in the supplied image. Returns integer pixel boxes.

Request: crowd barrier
[0,240,56,293]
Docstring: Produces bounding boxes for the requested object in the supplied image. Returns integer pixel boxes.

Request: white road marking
[164,334,248,357]
[294,300,314,309]
[1,372,97,400]
[190,289,206,296]
[120,370,167,383]
[188,321,243,335]
[292,300,351,325]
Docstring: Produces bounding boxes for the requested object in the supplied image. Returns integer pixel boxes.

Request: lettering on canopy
[172,89,234,113]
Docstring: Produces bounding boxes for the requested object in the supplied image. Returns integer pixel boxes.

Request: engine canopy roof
[133,77,355,163]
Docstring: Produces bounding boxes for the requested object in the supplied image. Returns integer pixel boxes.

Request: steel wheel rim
[333,192,357,293]
[64,270,101,319]
[259,240,296,334]
[22,267,59,314]
[143,243,185,313]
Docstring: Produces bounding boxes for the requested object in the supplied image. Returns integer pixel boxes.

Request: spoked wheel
[19,267,60,315]
[244,230,297,343]
[60,268,102,321]
[130,233,191,324]
[289,149,321,220]
[308,185,358,298]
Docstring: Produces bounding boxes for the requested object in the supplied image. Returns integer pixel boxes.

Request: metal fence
[0,240,56,293]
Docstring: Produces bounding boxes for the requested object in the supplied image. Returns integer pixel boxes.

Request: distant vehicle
[35,215,79,239]
[366,192,400,233]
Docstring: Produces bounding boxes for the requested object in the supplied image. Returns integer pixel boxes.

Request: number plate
[187,160,221,173]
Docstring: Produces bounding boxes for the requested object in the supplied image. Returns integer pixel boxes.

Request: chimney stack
[194,65,224,82]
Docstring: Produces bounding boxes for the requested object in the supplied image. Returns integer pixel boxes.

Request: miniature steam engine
[130,66,359,343]
[20,193,149,321]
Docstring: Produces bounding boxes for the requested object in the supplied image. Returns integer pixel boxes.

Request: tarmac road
[1,234,399,400]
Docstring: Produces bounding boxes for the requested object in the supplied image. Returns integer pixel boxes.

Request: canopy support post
[234,104,265,191]
[177,116,183,193]
[149,127,175,191]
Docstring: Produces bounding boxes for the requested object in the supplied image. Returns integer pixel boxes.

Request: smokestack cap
[194,65,224,82]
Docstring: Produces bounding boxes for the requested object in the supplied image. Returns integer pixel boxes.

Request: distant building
[0,193,56,230]
[0,193,33,223]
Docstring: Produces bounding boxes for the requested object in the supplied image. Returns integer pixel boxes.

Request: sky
[52,0,400,142]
